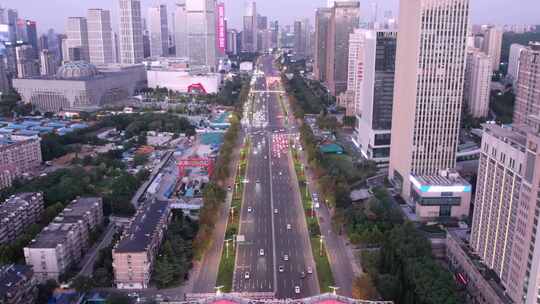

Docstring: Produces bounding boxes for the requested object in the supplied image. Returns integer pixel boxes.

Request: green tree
[71,275,95,294]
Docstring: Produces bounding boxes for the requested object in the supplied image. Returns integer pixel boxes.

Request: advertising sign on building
[217,3,226,54]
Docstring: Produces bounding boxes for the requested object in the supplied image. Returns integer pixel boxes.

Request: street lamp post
[319,235,324,257]
[225,239,232,258]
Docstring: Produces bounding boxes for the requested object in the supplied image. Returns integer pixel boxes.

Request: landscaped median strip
[292,147,336,293]
[216,138,250,292]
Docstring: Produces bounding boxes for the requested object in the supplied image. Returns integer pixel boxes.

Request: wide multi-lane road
[233,55,319,299]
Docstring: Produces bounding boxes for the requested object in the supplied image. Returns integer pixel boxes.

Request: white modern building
[87,9,114,65]
[389,0,470,202]
[481,25,503,71]
[65,17,90,62]
[119,0,144,64]
[13,61,146,112]
[464,48,491,118]
[148,4,168,57]
[352,29,397,167]
[186,0,216,68]
[39,49,57,76]
[144,58,221,94]
[174,2,188,58]
[507,43,525,85]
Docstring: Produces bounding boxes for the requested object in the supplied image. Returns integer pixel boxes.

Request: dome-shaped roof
[56,61,99,80]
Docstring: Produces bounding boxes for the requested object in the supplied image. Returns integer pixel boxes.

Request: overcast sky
[1,0,539,34]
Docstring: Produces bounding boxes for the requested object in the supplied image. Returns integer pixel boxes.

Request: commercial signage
[217,3,226,53]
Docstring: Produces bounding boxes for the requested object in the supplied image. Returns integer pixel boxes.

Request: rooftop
[0,193,42,219]
[482,123,527,151]
[28,223,80,248]
[115,201,170,253]
[61,197,101,218]
[410,171,471,193]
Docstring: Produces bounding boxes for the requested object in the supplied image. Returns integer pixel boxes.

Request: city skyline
[0,0,538,34]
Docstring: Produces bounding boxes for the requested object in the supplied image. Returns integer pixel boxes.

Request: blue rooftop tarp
[320,143,344,154]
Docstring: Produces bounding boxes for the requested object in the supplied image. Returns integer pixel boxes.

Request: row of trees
[193,74,249,258]
[192,113,237,258]
[152,212,197,288]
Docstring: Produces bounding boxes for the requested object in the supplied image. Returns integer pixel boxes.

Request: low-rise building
[13,61,147,113]
[0,138,42,190]
[446,229,513,304]
[113,201,171,289]
[0,264,37,304]
[24,197,103,282]
[409,170,472,221]
[0,192,44,245]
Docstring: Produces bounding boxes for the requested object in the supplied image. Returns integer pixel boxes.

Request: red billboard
[217,3,226,54]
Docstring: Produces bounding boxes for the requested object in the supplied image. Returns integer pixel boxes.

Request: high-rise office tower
[314,8,332,82]
[464,49,491,118]
[470,123,525,299]
[112,32,120,63]
[353,29,397,167]
[66,17,90,62]
[293,20,306,56]
[481,25,503,71]
[24,20,38,58]
[470,122,540,304]
[148,4,168,57]
[242,1,257,52]
[389,0,470,199]
[0,55,9,93]
[6,9,17,42]
[226,29,238,55]
[119,0,144,64]
[269,20,279,49]
[87,9,114,65]
[40,49,57,76]
[174,2,188,58]
[507,43,526,85]
[513,42,540,128]
[15,45,39,78]
[38,34,48,52]
[13,20,38,59]
[325,1,360,95]
[186,0,216,68]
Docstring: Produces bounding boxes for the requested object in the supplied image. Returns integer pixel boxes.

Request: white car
[286,224,292,230]
[274,209,278,214]
[295,286,300,294]
[283,254,289,261]
[247,207,253,213]
[278,265,284,273]
[244,272,250,279]
[259,249,265,256]
[307,266,313,274]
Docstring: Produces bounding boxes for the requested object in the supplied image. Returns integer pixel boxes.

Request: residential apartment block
[513,42,540,128]
[0,264,37,304]
[24,197,103,282]
[113,201,171,289]
[0,138,42,190]
[325,1,360,96]
[0,192,44,245]
[464,49,491,118]
[470,123,540,303]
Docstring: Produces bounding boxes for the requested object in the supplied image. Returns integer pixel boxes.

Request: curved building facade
[12,61,147,112]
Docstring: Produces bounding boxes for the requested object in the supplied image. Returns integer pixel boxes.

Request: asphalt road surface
[233,55,319,299]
